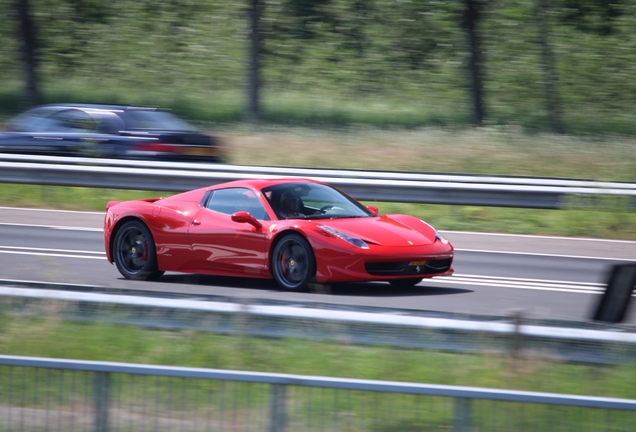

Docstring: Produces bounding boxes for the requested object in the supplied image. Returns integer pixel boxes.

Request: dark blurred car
[0,104,225,162]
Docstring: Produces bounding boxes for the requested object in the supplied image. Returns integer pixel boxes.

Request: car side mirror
[367,205,379,216]
[231,211,262,229]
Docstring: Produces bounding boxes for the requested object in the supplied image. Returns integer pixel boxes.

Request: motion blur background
[3,0,636,132]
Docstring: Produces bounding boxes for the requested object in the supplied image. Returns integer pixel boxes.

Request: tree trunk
[535,0,564,134]
[462,0,485,126]
[14,0,40,108]
[245,0,262,124]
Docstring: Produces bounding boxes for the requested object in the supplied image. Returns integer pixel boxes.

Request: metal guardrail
[3,282,636,365]
[1,154,635,208]
[1,354,635,432]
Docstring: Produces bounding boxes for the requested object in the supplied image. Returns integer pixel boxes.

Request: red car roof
[207,177,323,191]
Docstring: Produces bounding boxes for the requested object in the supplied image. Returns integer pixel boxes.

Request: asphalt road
[1,206,635,323]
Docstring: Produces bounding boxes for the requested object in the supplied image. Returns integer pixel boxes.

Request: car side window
[48,109,98,133]
[206,188,269,220]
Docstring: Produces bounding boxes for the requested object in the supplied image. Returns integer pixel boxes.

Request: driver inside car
[279,192,302,218]
[279,191,320,219]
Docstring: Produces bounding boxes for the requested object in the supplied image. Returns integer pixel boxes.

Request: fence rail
[1,355,635,432]
[3,282,636,365]
[1,154,635,208]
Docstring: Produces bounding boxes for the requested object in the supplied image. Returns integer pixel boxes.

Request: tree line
[5,0,631,132]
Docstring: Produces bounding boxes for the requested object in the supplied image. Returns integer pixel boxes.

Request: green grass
[1,315,636,399]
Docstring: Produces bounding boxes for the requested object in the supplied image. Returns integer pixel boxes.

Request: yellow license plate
[409,261,427,266]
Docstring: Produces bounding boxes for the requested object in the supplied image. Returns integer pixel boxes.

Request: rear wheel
[389,278,423,288]
[271,234,316,291]
[113,220,164,281]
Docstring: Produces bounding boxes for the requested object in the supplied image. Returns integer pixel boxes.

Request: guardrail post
[94,371,111,432]
[510,309,525,359]
[593,263,636,323]
[268,384,287,432]
[453,397,471,432]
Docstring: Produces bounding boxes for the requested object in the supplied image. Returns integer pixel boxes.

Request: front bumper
[314,242,454,283]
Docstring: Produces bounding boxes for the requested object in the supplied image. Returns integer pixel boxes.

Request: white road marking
[0,206,104,215]
[0,245,104,255]
[455,248,636,262]
[427,274,611,295]
[0,222,101,232]
[0,250,104,259]
[442,230,636,245]
[455,273,603,286]
[0,250,104,260]
[0,278,102,288]
[0,245,104,260]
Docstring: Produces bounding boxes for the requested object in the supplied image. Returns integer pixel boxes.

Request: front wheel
[271,234,316,291]
[389,278,423,288]
[113,220,164,281]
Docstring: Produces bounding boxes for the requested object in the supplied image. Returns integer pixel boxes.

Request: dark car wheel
[389,278,423,288]
[113,220,164,281]
[271,233,316,291]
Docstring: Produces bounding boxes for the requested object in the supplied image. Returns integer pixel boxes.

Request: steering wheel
[319,205,334,214]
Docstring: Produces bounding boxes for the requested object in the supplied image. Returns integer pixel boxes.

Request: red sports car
[104,178,454,291]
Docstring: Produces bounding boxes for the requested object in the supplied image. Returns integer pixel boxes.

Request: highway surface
[1,206,635,324]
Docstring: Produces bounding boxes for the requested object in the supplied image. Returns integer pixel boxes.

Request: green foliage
[560,0,624,35]
[3,0,636,130]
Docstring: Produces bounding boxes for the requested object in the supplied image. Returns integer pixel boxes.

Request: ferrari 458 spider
[104,178,454,290]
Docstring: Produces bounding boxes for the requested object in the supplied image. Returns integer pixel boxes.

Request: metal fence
[1,355,636,432]
[1,154,635,208]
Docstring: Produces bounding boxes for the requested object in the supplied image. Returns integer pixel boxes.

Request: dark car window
[8,109,98,133]
[206,188,269,220]
[48,109,98,133]
[8,108,99,133]
[117,110,198,132]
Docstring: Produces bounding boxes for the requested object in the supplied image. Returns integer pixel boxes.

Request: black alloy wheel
[271,233,316,291]
[389,278,423,288]
[113,220,164,281]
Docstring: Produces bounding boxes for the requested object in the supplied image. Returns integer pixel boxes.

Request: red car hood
[314,215,437,247]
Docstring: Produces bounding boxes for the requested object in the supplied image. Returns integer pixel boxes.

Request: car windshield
[118,110,198,132]
[262,182,373,220]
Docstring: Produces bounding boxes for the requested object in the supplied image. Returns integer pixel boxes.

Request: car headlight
[420,219,449,245]
[318,225,369,249]
[435,230,449,245]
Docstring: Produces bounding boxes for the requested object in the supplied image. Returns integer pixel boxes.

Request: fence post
[453,397,471,432]
[269,384,287,432]
[94,371,110,432]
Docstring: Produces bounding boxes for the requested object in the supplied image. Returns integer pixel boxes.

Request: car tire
[389,278,423,288]
[113,220,164,281]
[271,233,316,291]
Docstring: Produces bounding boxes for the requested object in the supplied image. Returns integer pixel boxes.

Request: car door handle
[192,219,201,226]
